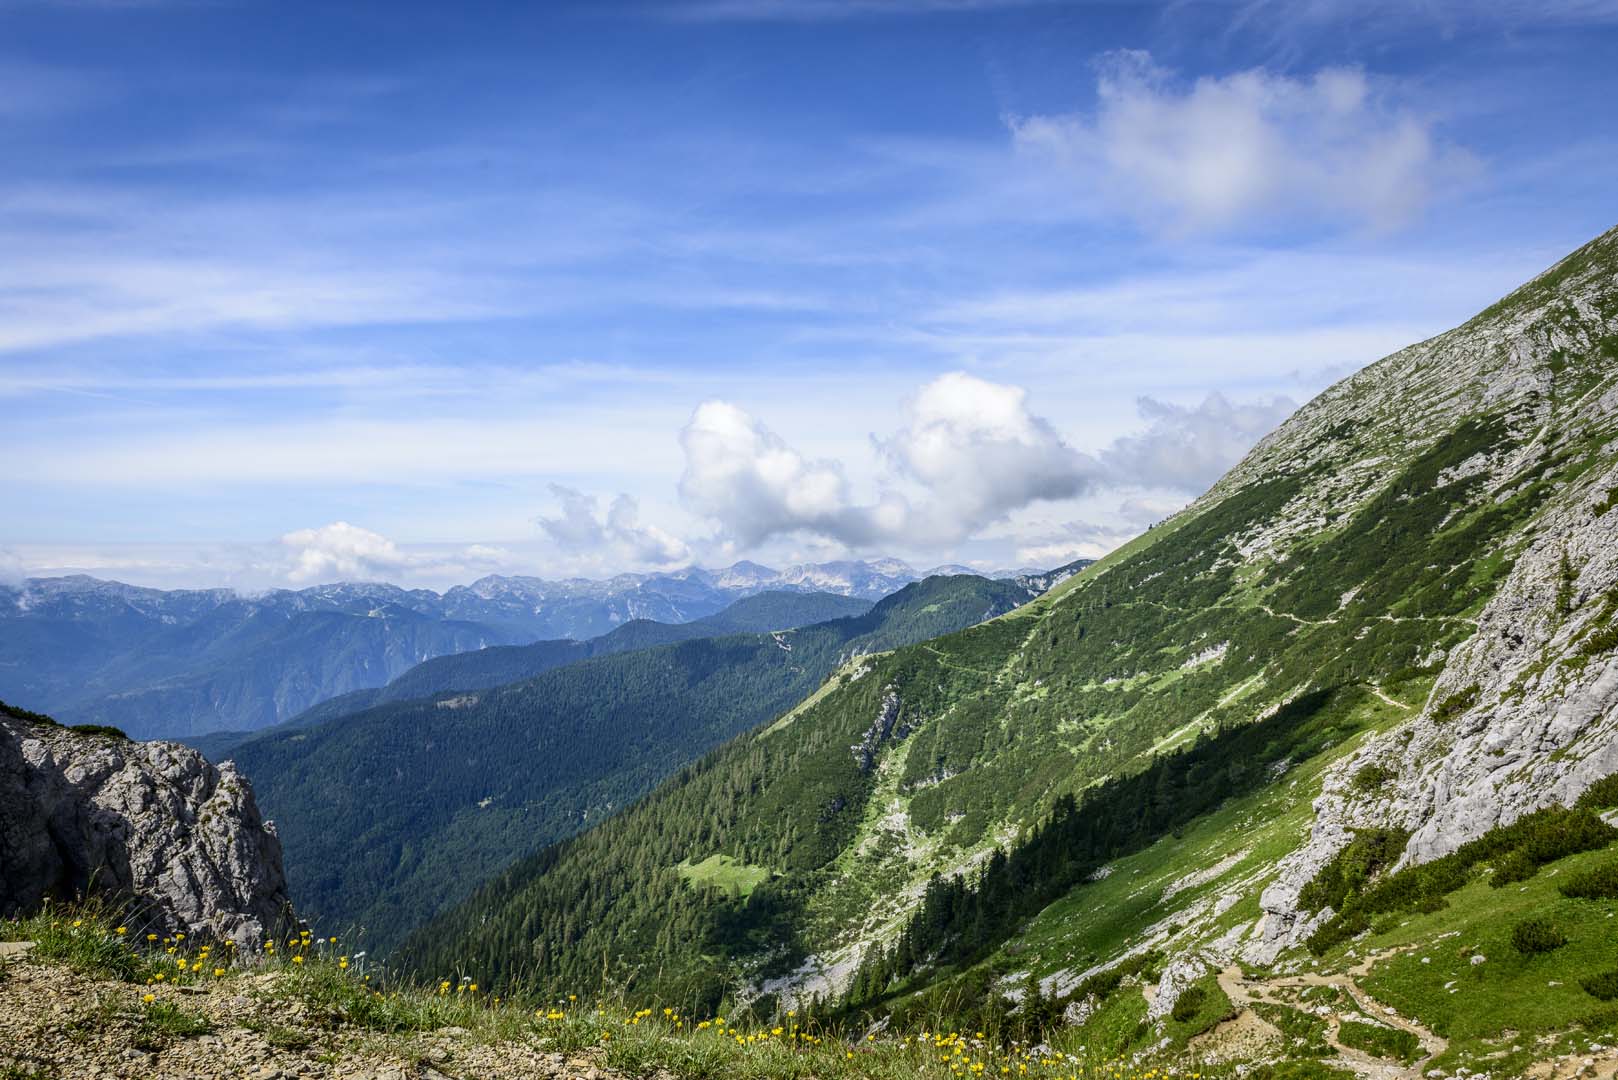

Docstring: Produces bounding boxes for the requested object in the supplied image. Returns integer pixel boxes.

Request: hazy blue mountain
[186,589,875,759]
[0,561,942,739]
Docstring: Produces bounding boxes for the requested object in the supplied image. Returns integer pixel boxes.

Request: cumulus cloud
[1010,51,1476,233]
[536,485,692,566]
[678,400,908,548]
[877,373,1099,537]
[679,374,1097,549]
[1102,392,1295,493]
[281,522,417,584]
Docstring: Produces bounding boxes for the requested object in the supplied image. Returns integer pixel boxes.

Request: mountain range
[0,559,1003,739]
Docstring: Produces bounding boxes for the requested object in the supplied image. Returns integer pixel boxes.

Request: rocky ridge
[1242,227,1618,964]
[0,711,290,946]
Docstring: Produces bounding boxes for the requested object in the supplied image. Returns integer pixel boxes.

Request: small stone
[1470,954,1486,965]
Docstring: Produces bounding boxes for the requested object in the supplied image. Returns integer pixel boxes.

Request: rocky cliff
[0,707,290,946]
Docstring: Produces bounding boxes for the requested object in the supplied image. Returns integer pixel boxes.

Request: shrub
[1306,806,1616,956]
[1560,859,1618,900]
[1510,917,1567,955]
[1170,985,1207,1024]
[1429,685,1479,724]
[68,724,130,740]
[1490,848,1537,888]
[1337,1019,1421,1064]
[1582,971,1618,1002]
[1299,828,1410,914]
[1576,773,1618,811]
[1352,763,1396,793]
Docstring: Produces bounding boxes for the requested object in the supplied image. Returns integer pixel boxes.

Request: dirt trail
[1214,953,1448,1080]
[1367,685,1412,711]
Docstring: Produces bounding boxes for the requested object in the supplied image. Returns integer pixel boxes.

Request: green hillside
[397,223,1618,1079]
[235,574,1034,953]
[244,589,878,740]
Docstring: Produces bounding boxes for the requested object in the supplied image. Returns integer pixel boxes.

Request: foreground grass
[1,902,1250,1080]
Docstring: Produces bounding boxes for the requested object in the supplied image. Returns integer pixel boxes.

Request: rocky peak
[0,709,291,946]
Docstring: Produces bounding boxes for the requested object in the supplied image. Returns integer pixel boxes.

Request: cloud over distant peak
[1011,51,1477,233]
[678,373,1098,550]
[280,522,512,585]
[537,485,693,566]
[281,522,416,584]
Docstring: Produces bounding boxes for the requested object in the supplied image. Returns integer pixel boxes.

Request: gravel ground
[0,951,626,1080]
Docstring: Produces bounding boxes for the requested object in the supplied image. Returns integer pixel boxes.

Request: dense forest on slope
[214,590,877,747]
[235,574,1037,952]
[325,590,875,720]
[398,227,1618,1024]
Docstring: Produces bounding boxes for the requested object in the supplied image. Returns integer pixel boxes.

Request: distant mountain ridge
[0,559,982,739]
[230,571,1071,952]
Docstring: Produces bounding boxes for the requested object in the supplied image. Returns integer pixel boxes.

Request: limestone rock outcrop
[0,712,291,945]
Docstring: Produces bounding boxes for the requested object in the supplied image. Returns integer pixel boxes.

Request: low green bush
[1576,773,1618,811]
[1581,971,1618,1002]
[1510,917,1567,955]
[1490,848,1537,888]
[1170,985,1206,1024]
[1559,858,1618,899]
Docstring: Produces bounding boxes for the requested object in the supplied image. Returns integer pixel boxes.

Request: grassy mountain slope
[235,575,1035,953]
[400,223,1618,1067]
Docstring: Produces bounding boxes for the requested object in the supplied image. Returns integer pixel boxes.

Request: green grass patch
[1249,1002,1333,1056]
[2,898,149,982]
[134,999,213,1049]
[1336,1019,1420,1064]
[1346,838,1618,1069]
[676,855,773,899]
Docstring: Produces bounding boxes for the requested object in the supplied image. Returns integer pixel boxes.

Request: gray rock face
[1244,228,1618,964]
[0,714,291,946]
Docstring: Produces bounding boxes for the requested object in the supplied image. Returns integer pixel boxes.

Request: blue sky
[4,0,1617,589]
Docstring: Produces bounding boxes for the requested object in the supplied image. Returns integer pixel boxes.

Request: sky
[4,0,1617,591]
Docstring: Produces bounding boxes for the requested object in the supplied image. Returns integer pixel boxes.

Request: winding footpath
[1211,955,1447,1080]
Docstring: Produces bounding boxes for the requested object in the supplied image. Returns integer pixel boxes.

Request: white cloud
[877,372,1099,538]
[678,400,903,548]
[1010,51,1477,233]
[1101,392,1296,492]
[280,522,418,584]
[679,373,1096,549]
[536,486,692,566]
